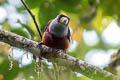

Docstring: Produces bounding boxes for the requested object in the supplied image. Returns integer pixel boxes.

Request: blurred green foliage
[0,0,120,80]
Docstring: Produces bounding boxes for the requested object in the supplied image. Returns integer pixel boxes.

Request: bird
[42,14,71,80]
[42,14,71,51]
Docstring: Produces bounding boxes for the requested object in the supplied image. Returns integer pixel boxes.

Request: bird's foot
[38,42,44,46]
[56,49,67,53]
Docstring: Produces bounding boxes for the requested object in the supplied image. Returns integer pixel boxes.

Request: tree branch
[0,29,118,80]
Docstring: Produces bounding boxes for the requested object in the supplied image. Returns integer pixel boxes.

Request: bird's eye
[59,17,68,25]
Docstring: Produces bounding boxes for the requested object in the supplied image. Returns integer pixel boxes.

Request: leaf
[21,24,35,39]
[0,57,3,64]
[54,0,81,13]
[0,74,3,80]
[24,0,42,9]
[72,27,83,44]
[11,27,29,38]
[92,9,113,33]
[0,61,20,80]
[72,73,90,80]
[116,15,120,26]
[38,0,59,29]
[100,0,120,16]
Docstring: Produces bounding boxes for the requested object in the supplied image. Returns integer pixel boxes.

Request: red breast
[42,26,69,50]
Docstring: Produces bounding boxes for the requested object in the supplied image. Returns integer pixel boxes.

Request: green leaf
[0,60,20,80]
[54,0,80,13]
[24,0,42,9]
[21,24,35,39]
[11,27,29,38]
[100,0,120,16]
[38,0,59,30]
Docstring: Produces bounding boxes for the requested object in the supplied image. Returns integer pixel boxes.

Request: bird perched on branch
[42,14,71,80]
[42,14,71,51]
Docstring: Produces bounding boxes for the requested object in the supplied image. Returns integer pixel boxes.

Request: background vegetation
[0,0,120,80]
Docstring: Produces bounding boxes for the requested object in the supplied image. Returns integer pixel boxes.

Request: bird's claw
[38,42,44,45]
[56,49,66,53]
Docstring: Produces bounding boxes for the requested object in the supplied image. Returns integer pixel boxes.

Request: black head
[57,14,70,25]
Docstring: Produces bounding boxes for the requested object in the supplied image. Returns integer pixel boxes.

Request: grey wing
[67,27,71,42]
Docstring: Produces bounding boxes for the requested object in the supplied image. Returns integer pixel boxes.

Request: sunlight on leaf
[0,74,4,80]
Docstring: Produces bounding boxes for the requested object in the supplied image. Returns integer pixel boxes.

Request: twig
[20,0,42,40]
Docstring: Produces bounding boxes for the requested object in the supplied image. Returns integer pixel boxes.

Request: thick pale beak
[59,17,68,25]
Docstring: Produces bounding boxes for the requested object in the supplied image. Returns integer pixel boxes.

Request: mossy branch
[0,29,118,80]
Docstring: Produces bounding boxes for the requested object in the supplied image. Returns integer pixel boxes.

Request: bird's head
[49,14,70,37]
[56,14,70,26]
